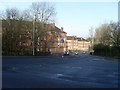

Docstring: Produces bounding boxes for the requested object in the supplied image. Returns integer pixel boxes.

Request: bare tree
[2,2,57,55]
[94,23,111,45]
[109,22,120,47]
[94,21,120,48]
[31,2,56,23]
[21,9,32,21]
[2,8,19,54]
[89,27,94,50]
[30,2,56,52]
[2,8,29,55]
[5,8,20,20]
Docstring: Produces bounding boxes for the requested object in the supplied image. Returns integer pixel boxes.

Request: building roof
[77,37,86,41]
[67,36,77,40]
[67,36,89,41]
[54,26,61,32]
[47,24,67,34]
[67,36,73,40]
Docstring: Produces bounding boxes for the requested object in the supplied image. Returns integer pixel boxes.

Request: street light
[32,14,36,56]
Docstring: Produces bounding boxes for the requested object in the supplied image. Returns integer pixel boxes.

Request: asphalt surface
[2,54,119,88]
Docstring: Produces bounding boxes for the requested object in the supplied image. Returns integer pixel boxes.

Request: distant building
[44,25,67,54]
[19,23,67,54]
[31,23,67,54]
[67,36,90,51]
[2,18,90,54]
[2,19,67,54]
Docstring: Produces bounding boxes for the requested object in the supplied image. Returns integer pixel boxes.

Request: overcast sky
[0,0,119,38]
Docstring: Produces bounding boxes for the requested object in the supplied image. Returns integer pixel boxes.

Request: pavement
[2,53,120,88]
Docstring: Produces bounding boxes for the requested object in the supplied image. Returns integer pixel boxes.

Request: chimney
[61,27,63,31]
[51,23,55,29]
[53,23,55,26]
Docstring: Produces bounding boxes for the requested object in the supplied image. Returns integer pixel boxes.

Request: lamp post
[32,14,36,56]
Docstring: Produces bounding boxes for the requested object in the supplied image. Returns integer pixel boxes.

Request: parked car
[63,51,69,56]
[90,52,94,55]
[82,51,86,54]
[75,52,78,55]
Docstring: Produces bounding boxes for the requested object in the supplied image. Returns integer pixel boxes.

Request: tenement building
[67,36,90,51]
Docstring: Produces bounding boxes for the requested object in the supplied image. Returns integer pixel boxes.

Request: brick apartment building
[43,24,67,54]
[2,18,90,54]
[2,18,67,54]
[67,36,90,51]
[20,23,67,54]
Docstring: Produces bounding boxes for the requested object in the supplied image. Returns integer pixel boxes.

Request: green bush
[93,44,120,58]
[93,44,109,55]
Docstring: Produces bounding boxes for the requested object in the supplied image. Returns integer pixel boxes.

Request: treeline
[93,44,120,58]
[1,2,57,56]
[92,22,120,58]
